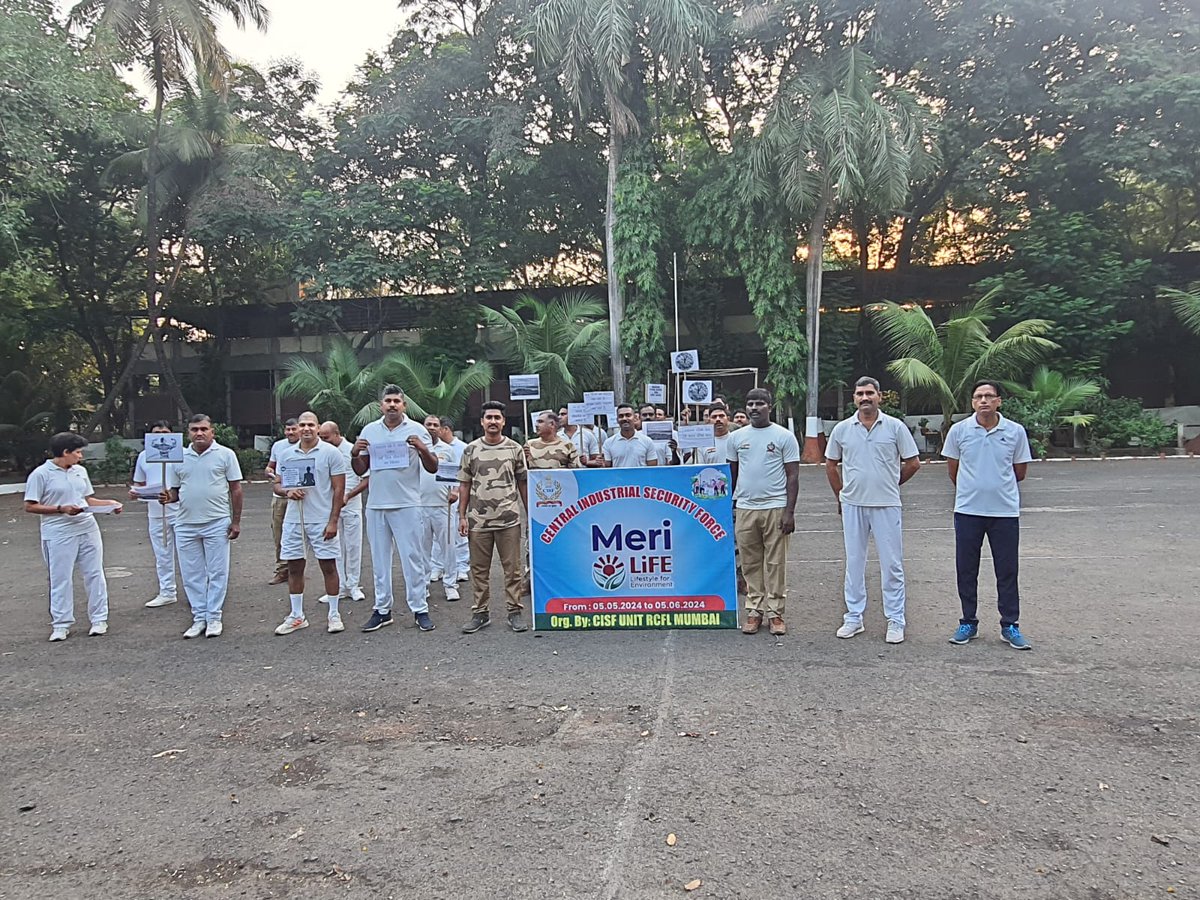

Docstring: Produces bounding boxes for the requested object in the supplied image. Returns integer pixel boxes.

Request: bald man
[319,420,369,603]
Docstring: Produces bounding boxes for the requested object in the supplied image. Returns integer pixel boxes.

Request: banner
[529,466,737,631]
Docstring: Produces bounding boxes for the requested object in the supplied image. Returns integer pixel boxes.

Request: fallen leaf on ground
[684,879,702,891]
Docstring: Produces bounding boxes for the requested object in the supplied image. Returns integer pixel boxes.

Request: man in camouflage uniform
[525,410,580,469]
[458,400,528,634]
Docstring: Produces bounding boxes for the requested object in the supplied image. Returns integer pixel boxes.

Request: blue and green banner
[529,466,737,630]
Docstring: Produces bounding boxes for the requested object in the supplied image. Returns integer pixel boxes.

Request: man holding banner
[602,405,658,468]
[130,420,180,608]
[459,401,529,634]
[728,388,800,636]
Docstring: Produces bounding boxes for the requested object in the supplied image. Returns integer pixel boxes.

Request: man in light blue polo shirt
[825,377,921,644]
[941,379,1035,650]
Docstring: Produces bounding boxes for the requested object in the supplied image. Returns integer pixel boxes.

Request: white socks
[327,593,341,617]
[289,593,304,618]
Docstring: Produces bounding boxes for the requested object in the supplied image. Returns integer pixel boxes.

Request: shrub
[90,435,136,484]
[1084,396,1176,451]
[235,448,265,478]
[1002,398,1058,459]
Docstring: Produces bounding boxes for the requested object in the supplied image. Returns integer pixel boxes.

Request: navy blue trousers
[954,513,1021,627]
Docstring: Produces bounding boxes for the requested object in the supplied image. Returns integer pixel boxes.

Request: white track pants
[841,504,907,627]
[366,507,428,615]
[43,525,108,628]
[148,514,178,598]
[175,517,231,623]
[336,510,363,594]
[418,505,456,581]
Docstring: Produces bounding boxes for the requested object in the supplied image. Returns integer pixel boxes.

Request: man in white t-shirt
[602,405,658,467]
[728,387,800,636]
[942,379,1036,650]
[825,377,921,644]
[164,414,243,639]
[129,419,181,608]
[319,420,368,603]
[694,402,734,465]
[24,432,124,641]
[417,413,461,602]
[264,418,299,585]
[273,411,348,635]
[437,416,470,583]
[352,384,441,633]
[557,406,600,463]
[639,403,679,466]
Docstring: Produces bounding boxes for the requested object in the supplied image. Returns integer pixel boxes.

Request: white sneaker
[327,614,345,633]
[885,622,905,644]
[88,621,108,637]
[429,571,443,584]
[351,588,366,602]
[205,621,223,638]
[456,572,469,583]
[836,621,865,639]
[274,616,308,635]
[145,594,177,608]
[444,584,460,601]
[317,594,330,604]
[49,627,69,642]
[183,621,206,639]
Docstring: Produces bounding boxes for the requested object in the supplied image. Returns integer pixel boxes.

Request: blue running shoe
[1001,624,1032,650]
[949,623,979,645]
[414,611,436,632]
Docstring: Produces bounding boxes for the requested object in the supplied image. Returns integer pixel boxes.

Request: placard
[645,383,667,404]
[682,380,714,404]
[144,432,184,463]
[509,373,542,401]
[278,460,315,489]
[529,466,736,630]
[133,483,164,501]
[642,421,674,443]
[671,350,700,373]
[582,391,616,415]
[369,441,411,470]
[566,402,591,424]
[435,461,460,483]
[677,424,716,451]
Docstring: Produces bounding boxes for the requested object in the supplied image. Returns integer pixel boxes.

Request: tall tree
[752,38,931,458]
[68,0,268,434]
[531,0,716,402]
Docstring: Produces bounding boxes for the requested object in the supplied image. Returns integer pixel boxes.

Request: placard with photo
[144,432,185,463]
[682,379,714,405]
[670,349,700,373]
[508,373,542,401]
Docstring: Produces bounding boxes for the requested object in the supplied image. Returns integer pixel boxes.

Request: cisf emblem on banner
[528,467,737,630]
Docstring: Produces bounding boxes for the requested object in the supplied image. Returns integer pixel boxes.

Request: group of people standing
[24,376,1034,650]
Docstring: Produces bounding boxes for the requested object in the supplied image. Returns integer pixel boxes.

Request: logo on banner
[535,477,564,507]
[592,554,626,590]
[691,468,729,500]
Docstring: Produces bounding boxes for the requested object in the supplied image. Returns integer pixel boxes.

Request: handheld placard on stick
[160,460,168,548]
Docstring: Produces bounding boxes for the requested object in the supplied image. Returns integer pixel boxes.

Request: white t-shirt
[327,438,364,515]
[359,417,432,509]
[727,422,801,510]
[419,440,459,507]
[168,443,243,526]
[695,432,733,466]
[24,459,100,539]
[825,413,920,508]
[941,413,1034,517]
[278,440,348,525]
[603,431,658,467]
[133,449,179,519]
[269,438,297,472]
[559,426,599,458]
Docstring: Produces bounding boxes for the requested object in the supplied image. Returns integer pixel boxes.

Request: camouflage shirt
[458,436,527,531]
[527,437,580,470]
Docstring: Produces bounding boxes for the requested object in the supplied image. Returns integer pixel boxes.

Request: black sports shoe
[414,611,436,632]
[506,613,528,633]
[462,613,490,634]
[361,611,393,632]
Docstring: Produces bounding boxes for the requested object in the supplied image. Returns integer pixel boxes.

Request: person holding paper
[24,432,122,641]
[602,405,658,467]
[318,420,369,603]
[273,412,348,636]
[825,377,921,645]
[557,406,600,463]
[129,420,180,608]
[638,404,678,465]
[526,411,579,469]
[459,401,529,634]
[728,388,800,637]
[417,414,461,602]
[163,415,243,639]
[352,384,440,633]
[437,416,471,584]
[695,402,734,465]
[264,418,300,585]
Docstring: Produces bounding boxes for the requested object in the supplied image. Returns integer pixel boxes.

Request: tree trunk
[605,126,626,403]
[802,195,829,462]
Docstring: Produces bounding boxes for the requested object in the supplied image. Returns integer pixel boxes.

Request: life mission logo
[592,554,626,590]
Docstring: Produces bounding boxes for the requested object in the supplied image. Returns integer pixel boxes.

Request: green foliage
[842,390,904,421]
[1004,366,1101,420]
[977,210,1143,377]
[90,435,136,484]
[1161,286,1200,337]
[1084,396,1177,452]
[236,447,265,476]
[1001,398,1059,460]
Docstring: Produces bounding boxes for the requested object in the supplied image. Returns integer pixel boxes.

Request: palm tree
[869,289,1058,435]
[276,340,493,436]
[750,39,932,460]
[1161,286,1200,336]
[479,292,610,409]
[69,0,269,434]
[1004,366,1101,424]
[531,0,715,402]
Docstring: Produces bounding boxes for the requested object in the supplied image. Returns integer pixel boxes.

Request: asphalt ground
[0,459,1197,899]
